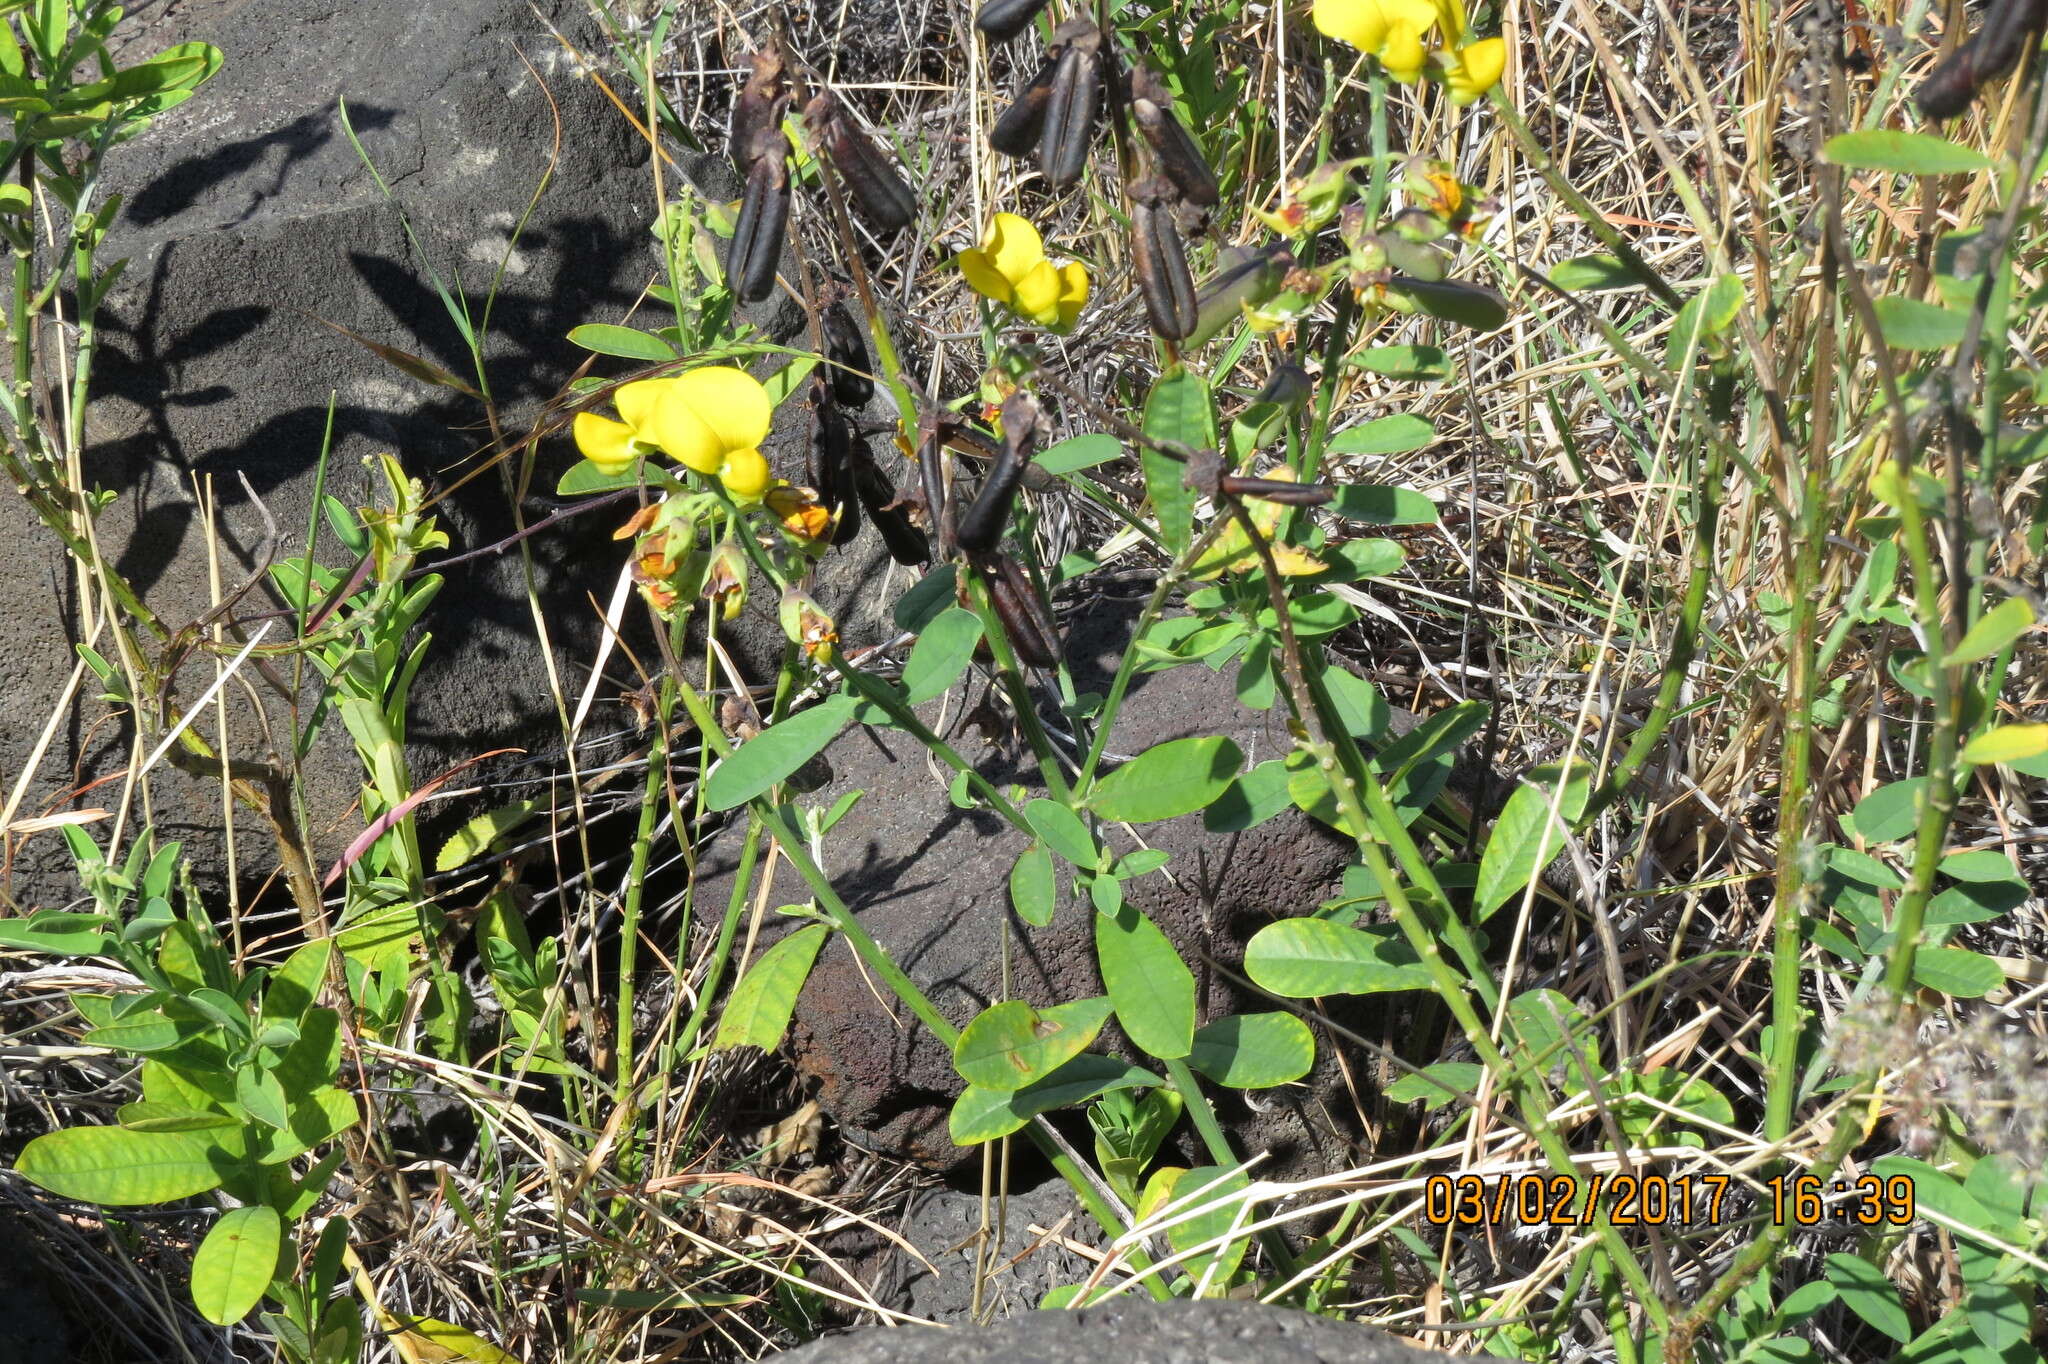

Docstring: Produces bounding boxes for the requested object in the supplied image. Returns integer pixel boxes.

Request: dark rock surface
[692,604,1374,1175]
[0,0,902,908]
[769,1297,1509,1363]
[863,1174,1093,1322]
[0,1211,74,1364]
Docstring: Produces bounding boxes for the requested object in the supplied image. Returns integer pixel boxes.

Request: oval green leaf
[1243,919,1432,997]
[952,997,1115,1091]
[567,323,679,360]
[1142,371,1213,553]
[1848,777,1925,843]
[948,1055,1159,1145]
[1088,736,1244,824]
[1325,414,1434,457]
[15,1126,224,1205]
[191,1205,281,1325]
[711,924,829,1054]
[1872,296,1968,351]
[901,607,982,705]
[1037,433,1122,476]
[1327,484,1438,524]
[1025,797,1101,867]
[1187,1013,1314,1089]
[1474,762,1593,920]
[1097,907,1195,1060]
[705,694,856,810]
[1911,946,2005,998]
[1352,345,1450,381]
[1822,129,1992,175]
[1009,844,1058,927]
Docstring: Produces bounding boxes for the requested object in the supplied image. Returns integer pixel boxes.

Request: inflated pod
[727,140,791,303]
[729,48,789,172]
[807,375,862,546]
[806,92,917,232]
[954,393,1039,556]
[851,445,932,565]
[1130,181,1197,340]
[975,0,1054,44]
[1040,20,1102,188]
[821,298,874,408]
[984,552,1060,667]
[1130,65,1219,207]
[990,52,1060,157]
[1917,0,2048,120]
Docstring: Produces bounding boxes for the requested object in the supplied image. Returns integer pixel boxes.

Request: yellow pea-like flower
[958,212,1089,332]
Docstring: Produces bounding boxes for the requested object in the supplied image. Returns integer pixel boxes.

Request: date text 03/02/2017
[1419,1171,1917,1227]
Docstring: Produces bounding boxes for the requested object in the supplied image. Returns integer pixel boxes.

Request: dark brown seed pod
[807,375,862,546]
[975,0,1054,44]
[729,49,789,172]
[1917,0,2048,121]
[1131,181,1197,341]
[806,92,917,232]
[851,445,932,565]
[727,141,790,303]
[1219,473,1334,506]
[1130,65,1220,208]
[984,552,1060,667]
[954,392,1040,556]
[821,298,874,408]
[990,52,1061,157]
[1040,21,1102,189]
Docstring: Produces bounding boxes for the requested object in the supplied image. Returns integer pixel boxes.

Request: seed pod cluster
[988,19,1106,190]
[956,392,1039,556]
[1916,0,2048,121]
[726,48,792,304]
[1130,178,1197,340]
[805,91,917,232]
[982,550,1061,668]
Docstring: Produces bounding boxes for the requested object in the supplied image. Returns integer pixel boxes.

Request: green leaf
[116,1103,238,1133]
[1612,1068,1733,1148]
[952,997,1114,1091]
[1025,797,1101,867]
[1037,433,1122,475]
[1385,1061,1484,1111]
[567,323,678,360]
[1164,1166,1253,1287]
[1473,762,1593,919]
[1243,919,1433,997]
[1551,254,1644,291]
[948,1056,1159,1144]
[555,459,644,496]
[191,1206,281,1325]
[1912,947,2005,998]
[1142,371,1212,553]
[1088,736,1244,824]
[1872,296,1969,351]
[1009,845,1058,927]
[1352,345,1450,381]
[1187,1013,1314,1088]
[712,925,829,1053]
[705,695,856,810]
[1823,129,1992,175]
[892,563,957,632]
[434,800,539,872]
[1666,274,1744,365]
[15,1126,224,1205]
[1097,907,1195,1060]
[250,1086,359,1165]
[1325,414,1434,456]
[1947,597,2035,666]
[1849,777,1926,843]
[84,1010,203,1054]
[1322,666,1390,739]
[1203,759,1294,833]
[1826,1254,1909,1343]
[1389,277,1508,331]
[1327,484,1438,524]
[901,607,982,705]
[1940,850,2026,883]
[1961,723,2048,766]
[237,1066,292,1130]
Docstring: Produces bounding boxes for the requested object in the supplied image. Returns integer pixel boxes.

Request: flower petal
[1053,261,1089,331]
[1312,0,1389,51]
[718,447,772,501]
[1012,259,1065,328]
[616,376,678,434]
[980,212,1045,285]
[959,246,1018,306]
[1446,36,1506,103]
[574,413,641,475]
[1379,19,1428,82]
[675,366,772,452]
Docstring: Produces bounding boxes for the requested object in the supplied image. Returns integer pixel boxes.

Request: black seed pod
[851,446,931,565]
[1130,65,1220,207]
[954,392,1039,556]
[729,49,789,173]
[984,552,1060,667]
[1917,0,2048,121]
[806,92,917,232]
[727,140,791,303]
[1131,181,1197,341]
[1219,474,1334,506]
[821,299,874,408]
[1040,20,1102,189]
[807,375,862,546]
[991,52,1061,157]
[975,0,1054,44]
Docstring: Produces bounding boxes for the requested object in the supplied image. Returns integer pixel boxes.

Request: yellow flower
[1444,36,1506,104]
[573,367,776,501]
[957,212,1089,332]
[1312,0,1440,80]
